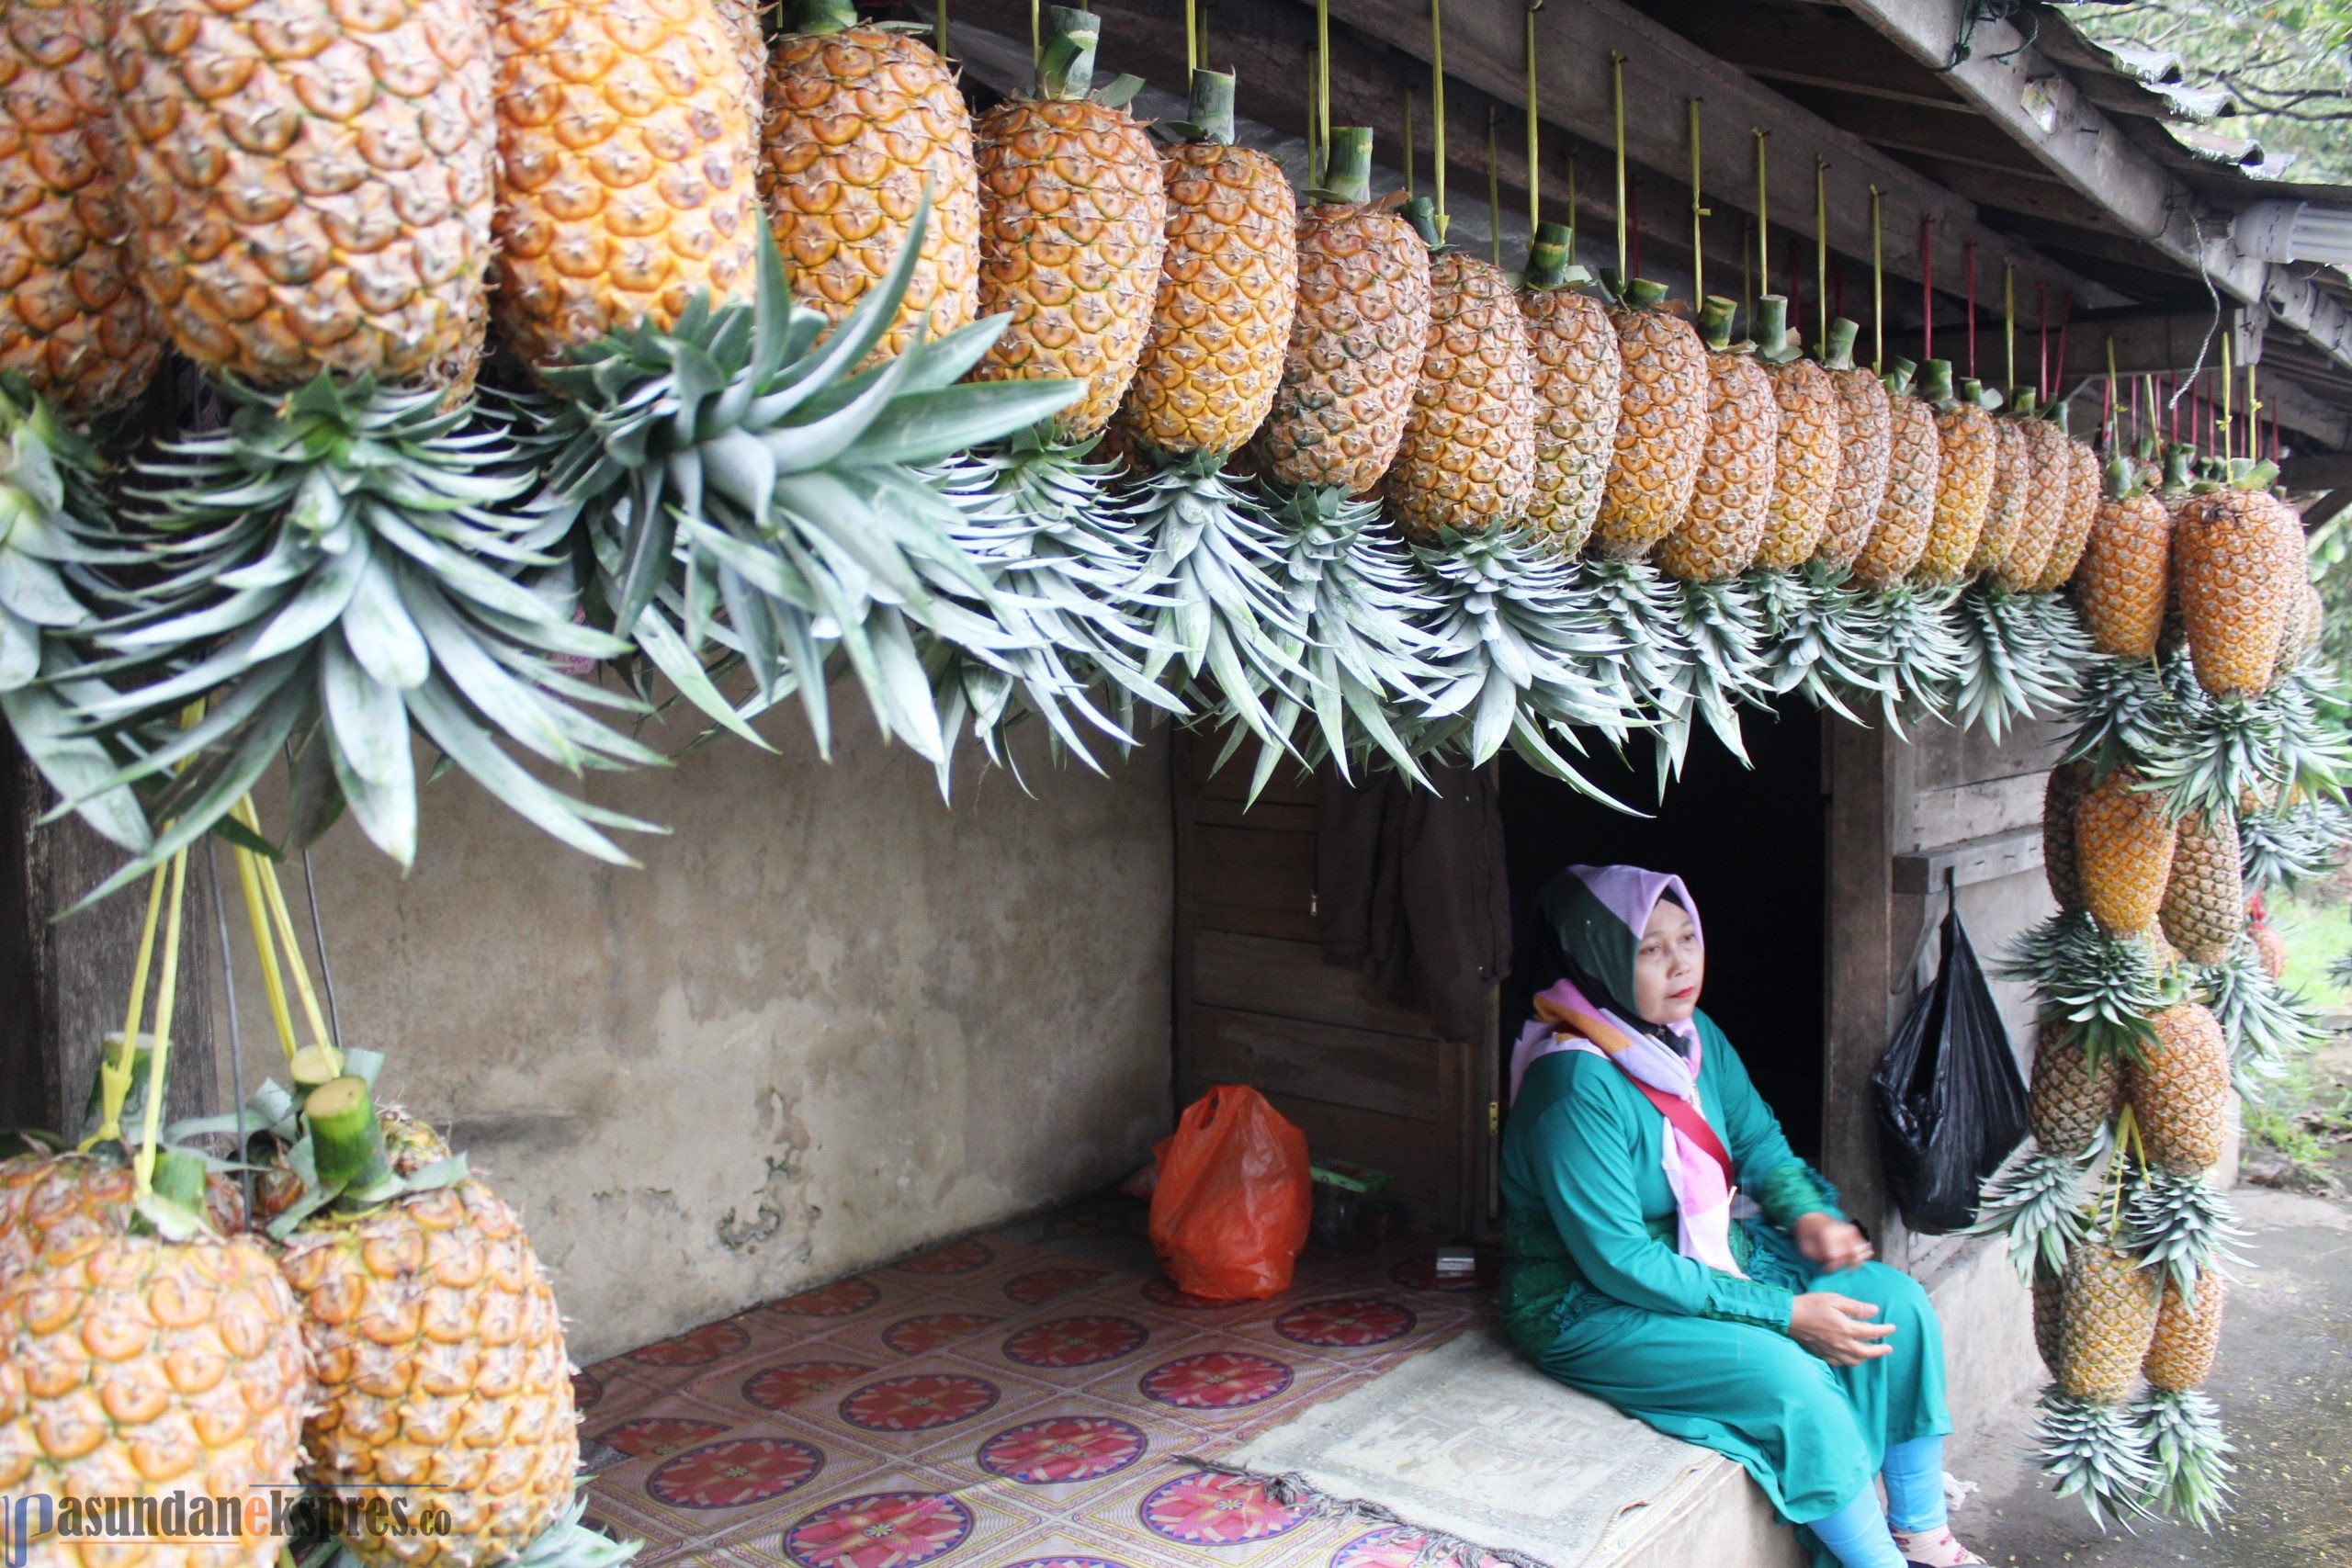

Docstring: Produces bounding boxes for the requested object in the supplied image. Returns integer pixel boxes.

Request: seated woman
[1498,864,1984,1568]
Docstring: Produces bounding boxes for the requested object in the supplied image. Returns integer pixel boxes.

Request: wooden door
[1170,737,1496,1236]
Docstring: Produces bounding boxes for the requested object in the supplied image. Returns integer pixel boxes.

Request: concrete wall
[207,710,1175,1364]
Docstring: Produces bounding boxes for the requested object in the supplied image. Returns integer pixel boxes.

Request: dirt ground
[1947,1043,2352,1568]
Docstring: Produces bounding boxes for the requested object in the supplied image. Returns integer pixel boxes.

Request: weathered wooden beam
[0,746,218,1142]
[1276,0,2104,302]
[2282,455,2352,491]
[2301,489,2352,528]
[1830,0,2352,378]
[2060,307,2262,379]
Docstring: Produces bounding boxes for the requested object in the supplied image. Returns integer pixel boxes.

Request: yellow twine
[1029,0,1038,74]
[2004,260,2015,390]
[130,850,188,1197]
[1404,89,1414,197]
[1182,0,1193,74]
[936,0,947,61]
[1566,148,1577,257]
[85,862,172,1150]
[1488,108,1502,269]
[232,840,298,1064]
[1688,99,1706,302]
[1612,54,1627,277]
[1314,0,1330,186]
[1430,0,1447,242]
[1526,2,1542,231]
[1753,130,1768,288]
[2247,361,2259,463]
[2222,330,2234,463]
[2105,335,2119,446]
[1870,186,1883,374]
[1815,158,1828,352]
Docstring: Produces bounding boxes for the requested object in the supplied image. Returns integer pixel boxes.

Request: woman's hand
[1788,1292,1897,1367]
[1792,1213,1874,1272]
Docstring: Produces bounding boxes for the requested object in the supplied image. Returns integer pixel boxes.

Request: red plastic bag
[1148,1086,1311,1301]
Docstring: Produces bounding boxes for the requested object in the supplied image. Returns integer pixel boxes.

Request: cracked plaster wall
[208,713,1174,1364]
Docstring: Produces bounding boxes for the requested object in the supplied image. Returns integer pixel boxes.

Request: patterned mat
[571,1199,1495,1567]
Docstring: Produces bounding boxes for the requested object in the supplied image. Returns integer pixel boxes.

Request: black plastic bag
[1871,885,2030,1233]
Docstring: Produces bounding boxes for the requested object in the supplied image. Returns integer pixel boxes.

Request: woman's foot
[1889,1526,1984,1567]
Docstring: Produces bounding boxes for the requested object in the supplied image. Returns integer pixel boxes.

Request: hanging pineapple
[275,1073,593,1568]
[1994,390,2068,592]
[2075,768,2176,935]
[970,6,1167,442]
[1913,360,1994,583]
[2256,487,2309,693]
[1969,398,2030,578]
[492,0,760,367]
[1384,200,1536,542]
[1655,297,1774,582]
[1250,128,1429,494]
[1811,318,1889,572]
[711,0,766,94]
[0,0,161,412]
[0,1143,243,1285]
[1516,221,1620,556]
[2040,1236,2162,1524]
[2133,1274,2233,1527]
[2074,456,2173,661]
[1747,296,1839,572]
[1593,275,1706,558]
[761,0,980,366]
[2036,434,2103,592]
[2159,810,2245,966]
[1849,357,1936,591]
[1107,69,1298,463]
[1970,1018,2113,1284]
[2044,761,2089,911]
[2174,460,2297,701]
[2126,1002,2231,1176]
[112,0,497,389]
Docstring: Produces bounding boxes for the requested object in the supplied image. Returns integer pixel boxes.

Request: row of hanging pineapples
[1,1033,600,1566]
[1972,445,2341,1528]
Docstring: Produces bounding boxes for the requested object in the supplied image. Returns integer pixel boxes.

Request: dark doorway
[1498,702,1829,1161]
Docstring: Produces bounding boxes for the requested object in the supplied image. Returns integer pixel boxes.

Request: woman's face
[1633,897,1704,1027]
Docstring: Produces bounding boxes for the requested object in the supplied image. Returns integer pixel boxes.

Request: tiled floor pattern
[571,1198,1500,1568]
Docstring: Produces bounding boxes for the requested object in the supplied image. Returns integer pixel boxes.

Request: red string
[1963,241,1977,379]
[1920,217,1933,363]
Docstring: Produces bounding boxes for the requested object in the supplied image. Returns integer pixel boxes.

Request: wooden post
[0,742,218,1139]
[1822,715,1903,1256]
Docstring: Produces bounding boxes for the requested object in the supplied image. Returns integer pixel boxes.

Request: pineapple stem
[1036,5,1098,98]
[1185,69,1235,145]
[1697,296,1739,352]
[1753,294,1800,364]
[2104,453,2139,500]
[1917,356,1956,407]
[151,1146,206,1210]
[1524,220,1587,290]
[87,862,174,1150]
[1623,277,1670,310]
[792,0,859,35]
[289,1045,340,1089]
[1402,195,1443,250]
[308,1077,395,1202]
[130,850,190,1199]
[1318,126,1373,204]
[1821,316,1860,372]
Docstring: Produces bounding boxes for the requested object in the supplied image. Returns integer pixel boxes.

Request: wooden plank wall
[1172,738,1485,1232]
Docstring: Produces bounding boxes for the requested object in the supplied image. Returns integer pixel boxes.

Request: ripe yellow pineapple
[2033,1266,2065,1379]
[2029,1021,2120,1156]
[1748,296,1839,571]
[760,0,979,365]
[2036,436,2103,592]
[1915,362,1994,583]
[2075,768,2175,934]
[1385,223,1535,542]
[1812,318,1889,571]
[0,0,161,412]
[1515,221,1619,556]
[2174,465,2296,700]
[1593,276,1706,558]
[2256,491,2309,691]
[1849,358,1936,591]
[2251,917,2287,981]
[2073,457,2173,660]
[2143,1273,2225,1392]
[492,0,759,368]
[970,6,1166,442]
[0,1232,312,1568]
[252,1104,451,1228]
[1994,396,2068,592]
[1250,127,1428,494]
[2125,1003,2232,1174]
[2158,810,2245,966]
[1655,296,1774,582]
[0,1148,243,1284]
[279,1176,578,1568]
[2056,1237,2162,1403]
[1107,71,1296,462]
[112,0,496,389]
[1970,414,2030,577]
[2044,760,2089,911]
[710,0,765,85]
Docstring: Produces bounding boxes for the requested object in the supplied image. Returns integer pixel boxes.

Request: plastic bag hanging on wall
[1871,875,2030,1233]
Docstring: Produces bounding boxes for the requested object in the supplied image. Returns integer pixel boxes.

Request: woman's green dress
[1499,1010,1952,1528]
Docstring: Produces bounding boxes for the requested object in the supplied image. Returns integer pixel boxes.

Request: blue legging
[1811,1435,1947,1568]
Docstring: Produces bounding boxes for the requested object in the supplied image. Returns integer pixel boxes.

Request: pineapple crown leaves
[2237,795,2352,891]
[2117,1166,2249,1303]
[2036,1390,2160,1529]
[1242,480,1451,790]
[1408,534,1651,801]
[1748,563,1896,720]
[2001,911,2165,1065]
[530,201,1083,769]
[1866,583,1969,736]
[0,376,128,692]
[2130,1386,2234,1530]
[1951,581,2079,741]
[1653,578,1771,791]
[23,378,658,903]
[1965,1143,2098,1282]
[2192,937,2325,1091]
